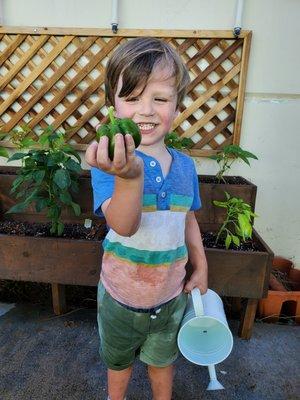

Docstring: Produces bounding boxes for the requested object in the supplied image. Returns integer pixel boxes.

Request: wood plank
[0,26,251,38]
[186,39,243,93]
[180,87,239,138]
[51,283,67,315]
[0,35,49,90]
[238,298,258,339]
[0,34,26,66]
[26,36,122,129]
[233,32,252,144]
[0,35,75,116]
[173,63,240,128]
[1,36,97,131]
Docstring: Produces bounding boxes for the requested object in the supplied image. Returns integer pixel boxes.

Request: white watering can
[177,288,233,390]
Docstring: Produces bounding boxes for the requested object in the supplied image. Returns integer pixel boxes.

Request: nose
[138,98,155,116]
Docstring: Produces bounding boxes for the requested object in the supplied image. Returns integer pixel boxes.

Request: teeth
[137,123,156,130]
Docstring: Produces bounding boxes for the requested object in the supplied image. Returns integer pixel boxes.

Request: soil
[0,220,107,241]
[201,231,261,252]
[199,175,250,185]
[0,220,261,251]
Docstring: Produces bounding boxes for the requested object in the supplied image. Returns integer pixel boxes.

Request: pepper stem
[108,106,115,124]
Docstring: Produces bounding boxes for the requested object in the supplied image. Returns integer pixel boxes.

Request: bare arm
[184,211,208,294]
[85,133,143,236]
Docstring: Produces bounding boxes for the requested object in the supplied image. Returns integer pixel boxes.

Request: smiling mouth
[137,123,157,132]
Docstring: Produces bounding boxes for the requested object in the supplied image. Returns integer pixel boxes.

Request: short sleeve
[91,167,115,217]
[190,162,201,211]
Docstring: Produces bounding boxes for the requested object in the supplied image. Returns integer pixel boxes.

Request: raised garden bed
[0,166,272,339]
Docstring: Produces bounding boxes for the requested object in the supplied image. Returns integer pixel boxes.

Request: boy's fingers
[125,134,136,160]
[112,134,127,168]
[85,141,99,167]
[97,136,111,167]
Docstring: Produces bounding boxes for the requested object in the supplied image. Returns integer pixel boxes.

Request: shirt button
[156,176,162,183]
[150,315,157,319]
[161,192,166,198]
[150,161,156,167]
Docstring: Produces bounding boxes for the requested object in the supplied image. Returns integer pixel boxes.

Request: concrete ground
[0,302,299,400]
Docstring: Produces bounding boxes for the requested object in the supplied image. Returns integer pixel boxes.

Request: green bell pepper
[96,106,141,160]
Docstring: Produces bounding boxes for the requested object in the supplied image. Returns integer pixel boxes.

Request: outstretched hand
[85,133,143,180]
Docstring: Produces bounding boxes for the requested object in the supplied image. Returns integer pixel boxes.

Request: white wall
[1,0,300,266]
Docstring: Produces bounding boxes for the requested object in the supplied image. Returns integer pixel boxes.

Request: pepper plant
[213,191,258,249]
[210,144,258,183]
[6,125,82,236]
[164,131,194,150]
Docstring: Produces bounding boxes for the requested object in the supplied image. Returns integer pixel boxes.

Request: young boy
[85,37,208,400]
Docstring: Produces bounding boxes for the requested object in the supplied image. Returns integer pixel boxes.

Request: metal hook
[111,23,118,34]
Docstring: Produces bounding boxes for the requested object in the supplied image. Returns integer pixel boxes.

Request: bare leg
[147,364,174,400]
[107,366,132,400]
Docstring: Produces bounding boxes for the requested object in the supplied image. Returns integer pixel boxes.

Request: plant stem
[108,106,115,124]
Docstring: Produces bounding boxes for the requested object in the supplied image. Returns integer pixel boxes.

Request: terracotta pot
[272,256,294,274]
[258,262,300,323]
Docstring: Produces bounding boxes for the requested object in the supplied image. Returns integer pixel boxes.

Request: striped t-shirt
[91,148,201,308]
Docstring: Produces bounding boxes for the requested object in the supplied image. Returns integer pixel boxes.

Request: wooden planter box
[196,175,257,231]
[0,166,271,339]
[0,165,104,314]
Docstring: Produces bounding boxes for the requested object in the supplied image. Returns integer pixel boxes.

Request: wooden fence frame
[0,26,252,157]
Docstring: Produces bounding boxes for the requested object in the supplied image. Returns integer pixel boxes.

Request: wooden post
[51,283,67,315]
[238,298,258,339]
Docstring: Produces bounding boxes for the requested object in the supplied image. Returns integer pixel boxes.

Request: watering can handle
[191,288,204,317]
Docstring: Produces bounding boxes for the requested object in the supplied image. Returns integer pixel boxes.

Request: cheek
[114,98,131,118]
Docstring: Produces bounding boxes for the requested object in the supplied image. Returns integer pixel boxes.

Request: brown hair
[105,37,190,108]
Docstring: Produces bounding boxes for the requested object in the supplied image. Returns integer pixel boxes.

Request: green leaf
[65,158,82,173]
[6,202,28,213]
[35,197,49,212]
[62,145,81,163]
[53,169,71,189]
[238,213,252,239]
[20,137,37,148]
[59,191,72,205]
[232,235,240,246]
[47,205,60,220]
[8,152,27,161]
[33,170,46,184]
[57,221,65,236]
[213,200,227,208]
[71,201,81,216]
[225,234,232,249]
[0,147,9,158]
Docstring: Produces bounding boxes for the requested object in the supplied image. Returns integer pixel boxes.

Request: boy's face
[114,64,179,149]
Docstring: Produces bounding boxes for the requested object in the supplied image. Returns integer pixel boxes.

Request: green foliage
[209,144,258,183]
[0,132,9,158]
[5,125,82,236]
[164,131,194,150]
[213,191,258,249]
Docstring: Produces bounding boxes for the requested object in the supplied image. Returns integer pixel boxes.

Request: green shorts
[97,283,188,371]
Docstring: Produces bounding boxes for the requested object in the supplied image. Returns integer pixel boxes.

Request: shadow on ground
[0,303,299,400]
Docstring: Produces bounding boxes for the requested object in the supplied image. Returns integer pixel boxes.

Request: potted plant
[0,126,106,314]
[164,132,258,229]
[196,144,258,229]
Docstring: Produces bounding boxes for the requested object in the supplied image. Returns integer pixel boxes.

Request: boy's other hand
[184,269,208,295]
[85,133,143,179]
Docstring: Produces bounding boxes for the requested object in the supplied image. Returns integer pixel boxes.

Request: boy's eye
[155,98,168,102]
[125,97,139,102]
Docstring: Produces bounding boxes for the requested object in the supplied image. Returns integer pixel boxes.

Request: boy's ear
[174,109,180,119]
